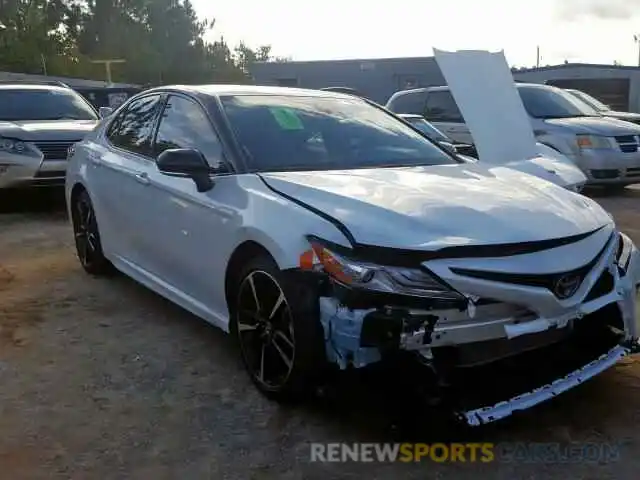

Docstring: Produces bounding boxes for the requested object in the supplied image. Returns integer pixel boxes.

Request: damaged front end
[298,231,640,426]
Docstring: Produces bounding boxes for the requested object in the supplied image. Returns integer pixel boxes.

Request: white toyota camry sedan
[65,85,640,426]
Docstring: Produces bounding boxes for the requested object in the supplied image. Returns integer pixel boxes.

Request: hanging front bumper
[459,341,636,426]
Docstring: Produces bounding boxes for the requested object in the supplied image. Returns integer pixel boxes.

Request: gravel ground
[0,186,639,479]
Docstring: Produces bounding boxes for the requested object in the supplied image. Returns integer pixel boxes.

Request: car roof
[141,84,361,100]
[389,82,544,98]
[0,84,70,91]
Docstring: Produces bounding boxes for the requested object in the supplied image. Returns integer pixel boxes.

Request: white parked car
[66,85,640,426]
[0,81,100,189]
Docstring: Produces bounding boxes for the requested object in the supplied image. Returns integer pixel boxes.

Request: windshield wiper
[537,114,596,119]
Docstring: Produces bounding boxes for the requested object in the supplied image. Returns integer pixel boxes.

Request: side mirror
[157,148,214,192]
[98,107,113,118]
[438,141,458,155]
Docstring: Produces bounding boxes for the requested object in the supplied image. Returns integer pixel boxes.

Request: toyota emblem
[553,274,582,299]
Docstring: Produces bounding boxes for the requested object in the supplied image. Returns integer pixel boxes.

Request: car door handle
[134,172,150,185]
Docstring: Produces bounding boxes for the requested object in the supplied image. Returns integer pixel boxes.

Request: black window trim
[151,92,234,173]
[104,92,167,161]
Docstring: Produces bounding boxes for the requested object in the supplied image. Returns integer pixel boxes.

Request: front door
[143,94,238,315]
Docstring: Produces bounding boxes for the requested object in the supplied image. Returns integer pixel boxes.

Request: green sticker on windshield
[269,107,304,130]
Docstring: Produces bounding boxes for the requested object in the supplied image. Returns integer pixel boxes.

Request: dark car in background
[398,113,477,157]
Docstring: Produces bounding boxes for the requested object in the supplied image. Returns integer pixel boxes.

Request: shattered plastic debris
[318,297,381,369]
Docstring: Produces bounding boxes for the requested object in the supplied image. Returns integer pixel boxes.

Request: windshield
[566,89,610,112]
[221,95,457,172]
[404,117,450,142]
[0,88,98,121]
[517,85,601,119]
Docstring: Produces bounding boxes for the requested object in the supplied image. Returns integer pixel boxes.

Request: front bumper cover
[461,342,636,426]
[314,233,640,426]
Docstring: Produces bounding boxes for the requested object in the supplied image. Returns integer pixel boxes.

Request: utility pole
[90,59,126,84]
[634,35,640,67]
[536,45,540,68]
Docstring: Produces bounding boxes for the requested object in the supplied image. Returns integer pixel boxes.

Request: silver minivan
[386,83,640,189]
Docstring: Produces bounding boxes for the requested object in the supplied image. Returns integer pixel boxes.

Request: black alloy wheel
[236,269,296,392]
[71,190,112,275]
[233,255,327,400]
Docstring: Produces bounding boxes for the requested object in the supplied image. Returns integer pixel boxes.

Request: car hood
[493,155,586,189]
[432,49,540,165]
[0,120,98,141]
[605,111,640,123]
[260,165,611,250]
[543,116,640,135]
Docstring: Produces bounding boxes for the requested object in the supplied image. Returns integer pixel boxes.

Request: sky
[191,0,640,67]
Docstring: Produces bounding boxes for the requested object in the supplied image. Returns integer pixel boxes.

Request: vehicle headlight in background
[576,134,614,150]
[0,136,28,155]
[301,237,461,300]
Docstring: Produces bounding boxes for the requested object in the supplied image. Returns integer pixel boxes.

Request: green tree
[0,0,274,85]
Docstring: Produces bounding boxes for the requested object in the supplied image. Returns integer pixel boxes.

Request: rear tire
[231,254,326,401]
[71,190,113,275]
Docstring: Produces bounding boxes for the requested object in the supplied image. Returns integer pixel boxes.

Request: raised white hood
[432,48,587,189]
[433,48,539,165]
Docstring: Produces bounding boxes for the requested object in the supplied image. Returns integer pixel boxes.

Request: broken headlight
[301,238,460,300]
[616,232,634,274]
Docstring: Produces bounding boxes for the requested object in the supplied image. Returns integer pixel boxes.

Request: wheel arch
[68,181,88,218]
[222,221,332,317]
[70,181,87,203]
[224,239,279,317]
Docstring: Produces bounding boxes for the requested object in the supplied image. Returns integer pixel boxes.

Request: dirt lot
[1,187,639,479]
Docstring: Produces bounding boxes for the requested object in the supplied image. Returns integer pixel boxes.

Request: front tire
[232,255,326,401]
[71,190,113,275]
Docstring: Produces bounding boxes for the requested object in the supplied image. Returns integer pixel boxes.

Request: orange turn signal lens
[576,136,592,148]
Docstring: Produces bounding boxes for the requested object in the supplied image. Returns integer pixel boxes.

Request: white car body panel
[65,86,640,426]
[68,127,352,332]
[433,49,539,165]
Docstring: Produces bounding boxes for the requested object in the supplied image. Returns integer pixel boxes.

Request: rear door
[90,93,165,267]
[423,90,473,143]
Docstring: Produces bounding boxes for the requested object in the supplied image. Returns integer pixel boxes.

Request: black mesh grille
[34,141,78,161]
